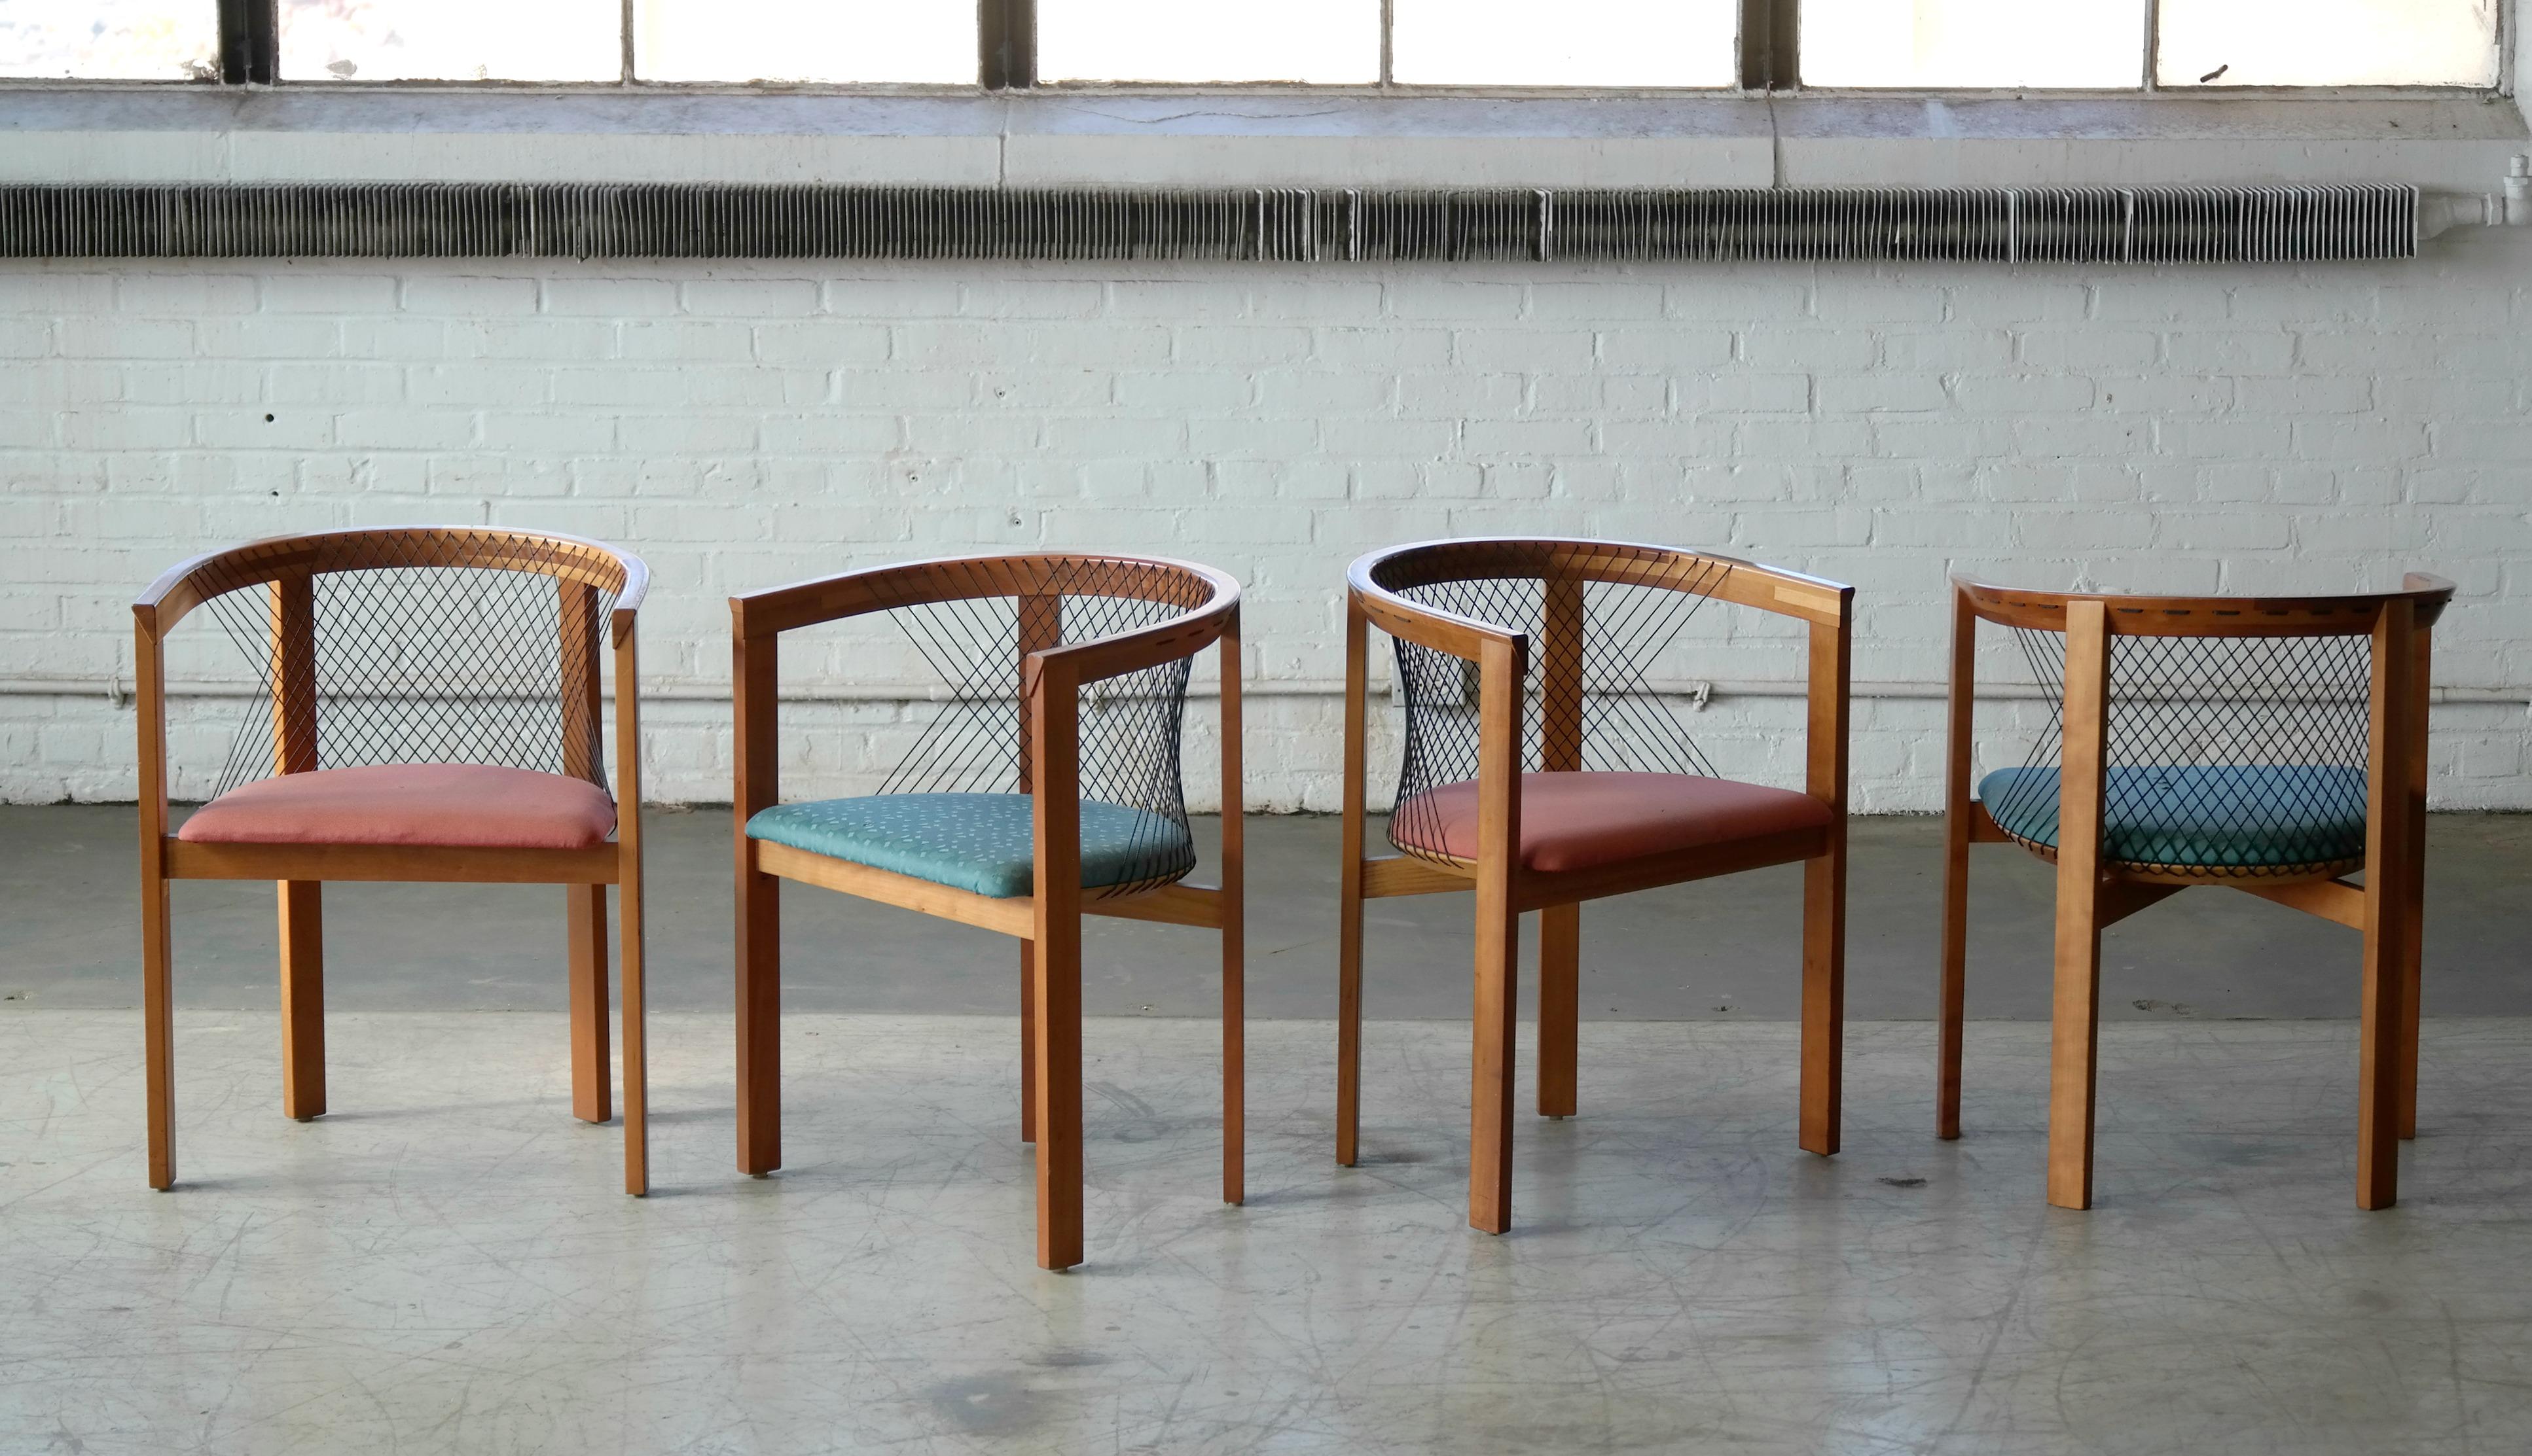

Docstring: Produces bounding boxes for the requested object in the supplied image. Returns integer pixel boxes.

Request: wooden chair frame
[134,527,652,1196]
[1938,572,2456,1211]
[730,552,1244,1271]
[1337,537,1854,1235]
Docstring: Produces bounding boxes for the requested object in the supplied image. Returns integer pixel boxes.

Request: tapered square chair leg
[1538,904,1579,1120]
[278,880,326,1122]
[566,883,610,1126]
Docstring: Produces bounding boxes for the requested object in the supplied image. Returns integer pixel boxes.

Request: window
[279,0,617,82]
[1801,0,2146,89]
[634,0,974,84]
[0,1,217,80]
[1038,0,1377,84]
[1804,0,2501,90]
[1,0,2508,91]
[1392,0,1737,88]
[2157,0,2501,88]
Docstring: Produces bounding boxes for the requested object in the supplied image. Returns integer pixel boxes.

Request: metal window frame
[217,0,276,85]
[86,0,2525,97]
[1740,0,1798,92]
[981,0,1036,90]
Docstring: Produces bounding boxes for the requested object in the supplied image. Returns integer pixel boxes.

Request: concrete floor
[5,808,2529,1453]
[4,1010,2530,1454]
[4,807,2527,1021]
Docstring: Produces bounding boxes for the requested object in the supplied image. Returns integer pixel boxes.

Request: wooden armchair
[134,527,651,1194]
[1337,538,1854,1235]
[1938,573,2456,1210]
[730,552,1244,1271]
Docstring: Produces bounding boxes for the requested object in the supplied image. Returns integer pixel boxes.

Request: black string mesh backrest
[1381,551,1735,862]
[871,559,1209,898]
[187,536,617,802]
[1990,624,2374,875]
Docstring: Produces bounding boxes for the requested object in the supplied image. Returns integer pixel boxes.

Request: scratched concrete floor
[5,1010,2530,1455]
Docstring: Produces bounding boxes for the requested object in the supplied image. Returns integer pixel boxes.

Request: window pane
[280,0,621,82]
[1803,0,2146,88]
[0,0,215,80]
[2158,0,2498,87]
[1393,0,1735,87]
[635,0,973,83]
[1038,0,1377,83]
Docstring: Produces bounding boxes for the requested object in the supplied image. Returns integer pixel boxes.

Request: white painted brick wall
[3,238,2528,811]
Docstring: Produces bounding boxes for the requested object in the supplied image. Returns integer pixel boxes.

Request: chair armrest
[1345,571,1526,665]
[611,553,650,644]
[729,563,909,639]
[1026,595,1240,690]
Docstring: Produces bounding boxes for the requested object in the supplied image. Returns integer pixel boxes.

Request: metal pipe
[2417,156,2532,238]
[11,677,2525,709]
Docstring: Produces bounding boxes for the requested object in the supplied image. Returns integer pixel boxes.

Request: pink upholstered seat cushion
[177,764,617,850]
[1390,771,1832,876]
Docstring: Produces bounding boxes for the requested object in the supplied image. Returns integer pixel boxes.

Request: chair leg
[1938,829,1969,1142]
[2358,598,2417,1210]
[1537,904,1579,1119]
[621,867,649,1198]
[1468,891,1519,1235]
[1798,849,1847,1157]
[1019,941,1039,1145]
[2046,876,2105,1211]
[2396,826,2425,1141]
[2357,794,2415,1210]
[1222,917,1245,1207]
[1220,618,1245,1207]
[2398,621,2430,1143]
[566,883,611,1125]
[1034,914,1085,1271]
[1335,857,1365,1167]
[736,853,781,1177]
[2358,912,2407,1210]
[1221,888,1246,1209]
[1336,599,1369,1170]
[278,880,326,1122]
[143,866,175,1190]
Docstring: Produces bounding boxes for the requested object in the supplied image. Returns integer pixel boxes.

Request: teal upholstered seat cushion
[1978,764,2368,870]
[745,792,1193,899]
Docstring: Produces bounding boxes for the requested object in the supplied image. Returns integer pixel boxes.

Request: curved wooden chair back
[734,552,1238,894]
[137,527,646,802]
[1949,573,2455,883]
[1350,537,1849,863]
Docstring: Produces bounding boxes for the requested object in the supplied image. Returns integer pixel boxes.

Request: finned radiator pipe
[0,181,2439,264]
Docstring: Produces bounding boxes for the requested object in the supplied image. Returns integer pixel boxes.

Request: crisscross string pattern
[1377,548,1735,864]
[869,559,1209,899]
[185,531,619,802]
[1989,626,2374,876]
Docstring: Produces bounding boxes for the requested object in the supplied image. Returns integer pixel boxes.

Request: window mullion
[219,0,278,84]
[983,0,1038,89]
[1739,0,1798,91]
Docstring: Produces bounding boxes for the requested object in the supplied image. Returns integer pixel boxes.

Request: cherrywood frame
[729,552,1244,1271]
[133,527,653,1196]
[1335,537,1854,1235]
[1938,572,2455,1211]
